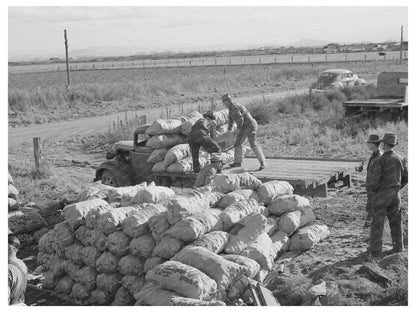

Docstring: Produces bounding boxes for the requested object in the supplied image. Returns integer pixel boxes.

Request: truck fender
[94,161,134,186]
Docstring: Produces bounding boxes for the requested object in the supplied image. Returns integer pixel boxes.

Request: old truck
[342,71,408,120]
[94,124,236,188]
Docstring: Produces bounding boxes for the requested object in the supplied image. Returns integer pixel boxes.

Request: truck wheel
[101,170,119,187]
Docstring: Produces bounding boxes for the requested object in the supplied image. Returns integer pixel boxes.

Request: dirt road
[8,89,306,147]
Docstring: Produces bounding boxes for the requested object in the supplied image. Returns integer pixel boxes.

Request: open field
[8,60,407,126]
[8,51,407,74]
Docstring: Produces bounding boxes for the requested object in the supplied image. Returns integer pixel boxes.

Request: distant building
[323,43,339,53]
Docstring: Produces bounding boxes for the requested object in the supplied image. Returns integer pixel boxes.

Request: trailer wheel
[101,170,119,187]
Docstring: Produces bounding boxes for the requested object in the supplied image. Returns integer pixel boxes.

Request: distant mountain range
[288,38,328,47]
[8,38,383,62]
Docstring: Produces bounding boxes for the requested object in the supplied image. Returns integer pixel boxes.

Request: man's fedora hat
[381,132,398,146]
[366,134,381,144]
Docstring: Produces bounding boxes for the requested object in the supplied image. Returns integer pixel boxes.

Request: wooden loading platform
[154,156,364,198]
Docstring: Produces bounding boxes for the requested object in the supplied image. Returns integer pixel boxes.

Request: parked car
[310,69,366,93]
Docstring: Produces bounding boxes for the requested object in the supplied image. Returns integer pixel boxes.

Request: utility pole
[64,29,71,90]
[399,25,403,65]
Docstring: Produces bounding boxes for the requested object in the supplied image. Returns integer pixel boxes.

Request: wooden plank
[246,155,363,163]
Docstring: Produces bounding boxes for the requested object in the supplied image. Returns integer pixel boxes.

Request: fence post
[274,57,276,64]
[140,115,147,125]
[291,56,294,63]
[325,55,327,62]
[308,56,310,63]
[33,137,42,173]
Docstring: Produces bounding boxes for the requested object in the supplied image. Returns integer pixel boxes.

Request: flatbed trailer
[342,71,407,119]
[154,156,364,198]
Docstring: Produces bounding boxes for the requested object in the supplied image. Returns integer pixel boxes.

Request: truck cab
[95,124,155,187]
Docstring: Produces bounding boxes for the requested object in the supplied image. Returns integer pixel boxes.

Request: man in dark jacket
[364,134,382,230]
[222,94,266,170]
[367,132,408,258]
[8,230,28,305]
[188,110,221,173]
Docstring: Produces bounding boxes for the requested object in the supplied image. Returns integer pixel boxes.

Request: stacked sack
[37,175,329,306]
[8,172,49,247]
[146,109,243,174]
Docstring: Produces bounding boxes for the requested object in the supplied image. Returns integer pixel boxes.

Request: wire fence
[9,51,408,74]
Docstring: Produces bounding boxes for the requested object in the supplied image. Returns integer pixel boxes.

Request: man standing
[364,134,382,230]
[367,132,408,258]
[222,94,267,170]
[8,231,28,305]
[188,110,221,173]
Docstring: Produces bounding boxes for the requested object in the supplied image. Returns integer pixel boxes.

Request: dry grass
[8,60,407,125]
[247,86,408,159]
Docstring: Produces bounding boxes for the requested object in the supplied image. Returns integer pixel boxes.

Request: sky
[7,4,408,61]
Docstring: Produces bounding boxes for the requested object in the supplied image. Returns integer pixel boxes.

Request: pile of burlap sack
[145,109,240,174]
[36,174,329,306]
[8,172,49,247]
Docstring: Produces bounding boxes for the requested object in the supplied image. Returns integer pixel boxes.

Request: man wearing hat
[367,132,408,258]
[364,134,382,230]
[188,110,221,173]
[222,94,267,170]
[8,230,28,305]
[193,152,225,188]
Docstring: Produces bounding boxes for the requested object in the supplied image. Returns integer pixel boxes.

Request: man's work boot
[259,163,267,170]
[229,162,241,168]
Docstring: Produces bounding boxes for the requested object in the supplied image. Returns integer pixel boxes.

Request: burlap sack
[289,224,330,251]
[80,246,101,268]
[122,203,168,238]
[216,189,254,209]
[224,213,268,254]
[96,273,122,294]
[77,183,113,202]
[219,198,261,230]
[166,210,221,242]
[148,148,168,163]
[63,198,111,230]
[134,282,181,306]
[77,266,97,291]
[112,287,135,306]
[221,254,261,279]
[152,236,184,259]
[189,231,230,254]
[256,180,294,205]
[121,275,145,297]
[97,206,141,234]
[276,207,316,236]
[129,234,156,258]
[96,251,120,274]
[268,194,311,216]
[8,209,46,234]
[172,246,245,294]
[107,182,147,203]
[55,275,74,294]
[146,134,187,149]
[163,143,192,168]
[145,260,217,300]
[167,189,211,225]
[146,119,183,135]
[105,231,131,256]
[118,254,145,276]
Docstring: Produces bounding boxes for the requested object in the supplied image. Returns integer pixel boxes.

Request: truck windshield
[317,73,338,85]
